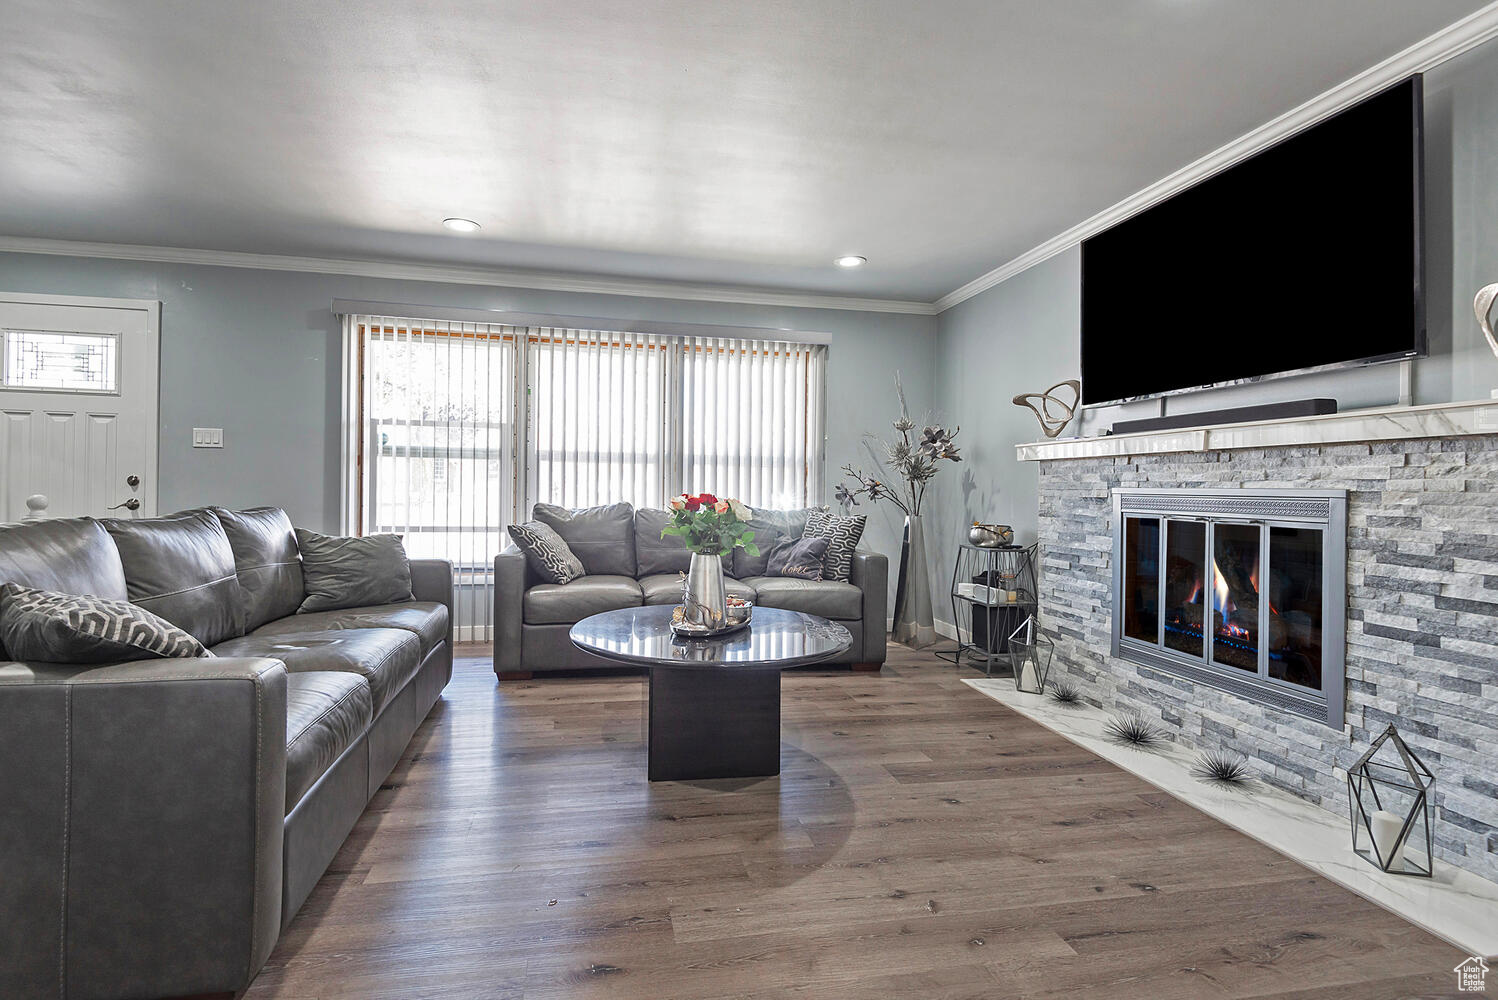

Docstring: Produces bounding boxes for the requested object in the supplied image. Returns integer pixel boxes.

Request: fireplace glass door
[1163,519,1206,657]
[1122,516,1159,643]
[1112,489,1344,729]
[1210,523,1261,673]
[1268,525,1323,690]
[1118,515,1328,683]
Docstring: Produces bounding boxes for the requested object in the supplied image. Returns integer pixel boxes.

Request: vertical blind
[345,314,827,640]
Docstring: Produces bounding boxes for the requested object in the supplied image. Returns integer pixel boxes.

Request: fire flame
[1213,560,1231,616]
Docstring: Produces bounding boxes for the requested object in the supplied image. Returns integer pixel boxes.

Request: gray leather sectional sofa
[494,503,887,675]
[0,508,454,1000]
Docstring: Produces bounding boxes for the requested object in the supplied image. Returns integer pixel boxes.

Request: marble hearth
[1018,399,1498,883]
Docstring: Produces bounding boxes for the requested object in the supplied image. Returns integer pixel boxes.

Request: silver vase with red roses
[663,493,758,627]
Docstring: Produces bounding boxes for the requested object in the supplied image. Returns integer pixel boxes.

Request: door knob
[109,498,142,512]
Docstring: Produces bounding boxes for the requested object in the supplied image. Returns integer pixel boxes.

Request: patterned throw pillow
[507,521,585,584]
[802,510,866,582]
[765,537,829,580]
[0,583,212,663]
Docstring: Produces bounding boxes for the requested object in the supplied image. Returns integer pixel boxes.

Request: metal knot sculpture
[1477,282,1498,363]
[1012,379,1081,439]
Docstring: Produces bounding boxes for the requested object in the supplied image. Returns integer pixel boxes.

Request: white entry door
[0,293,159,522]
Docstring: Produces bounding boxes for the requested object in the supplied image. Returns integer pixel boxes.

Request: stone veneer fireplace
[1020,400,1498,882]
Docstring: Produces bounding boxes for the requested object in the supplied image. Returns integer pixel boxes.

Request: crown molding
[934,1,1498,313]
[0,236,939,316]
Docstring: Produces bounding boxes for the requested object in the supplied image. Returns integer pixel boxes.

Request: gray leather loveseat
[494,503,887,676]
[0,507,453,1000]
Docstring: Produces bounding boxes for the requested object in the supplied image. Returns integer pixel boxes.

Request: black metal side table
[936,542,1038,674]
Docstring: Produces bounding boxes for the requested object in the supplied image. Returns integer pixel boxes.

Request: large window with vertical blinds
[344,314,826,640]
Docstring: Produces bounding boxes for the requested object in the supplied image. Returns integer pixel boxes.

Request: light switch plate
[192,427,224,448]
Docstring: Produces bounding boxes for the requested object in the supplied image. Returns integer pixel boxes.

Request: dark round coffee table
[570,605,852,781]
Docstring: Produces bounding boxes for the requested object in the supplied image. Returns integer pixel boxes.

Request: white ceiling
[0,0,1489,303]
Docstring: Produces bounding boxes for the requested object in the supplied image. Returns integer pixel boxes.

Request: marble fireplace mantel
[1016,398,1498,462]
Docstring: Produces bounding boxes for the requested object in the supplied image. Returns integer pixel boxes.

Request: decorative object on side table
[1012,379,1081,438]
[1005,614,1053,694]
[662,493,758,631]
[968,521,1013,547]
[837,374,961,649]
[1347,723,1434,877]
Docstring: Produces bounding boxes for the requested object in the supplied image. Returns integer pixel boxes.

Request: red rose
[684,497,703,511]
[697,493,717,505]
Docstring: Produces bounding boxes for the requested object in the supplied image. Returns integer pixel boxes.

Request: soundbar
[1107,398,1338,436]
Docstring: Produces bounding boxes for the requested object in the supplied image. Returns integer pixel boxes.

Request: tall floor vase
[892,515,937,648]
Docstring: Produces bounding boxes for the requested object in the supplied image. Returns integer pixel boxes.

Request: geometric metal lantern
[1347,724,1434,877]
[1006,614,1054,694]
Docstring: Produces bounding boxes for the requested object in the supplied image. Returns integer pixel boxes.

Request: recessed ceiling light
[834,255,867,268]
[442,217,482,233]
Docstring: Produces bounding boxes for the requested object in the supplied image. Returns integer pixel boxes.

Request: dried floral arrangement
[837,375,960,517]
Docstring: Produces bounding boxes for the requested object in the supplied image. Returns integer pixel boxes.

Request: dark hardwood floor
[244,643,1467,999]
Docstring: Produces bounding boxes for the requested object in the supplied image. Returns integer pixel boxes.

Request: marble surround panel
[1032,434,1498,883]
[1017,399,1498,462]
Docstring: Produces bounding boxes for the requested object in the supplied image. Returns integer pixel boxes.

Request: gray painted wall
[0,251,935,605]
[930,36,1498,631]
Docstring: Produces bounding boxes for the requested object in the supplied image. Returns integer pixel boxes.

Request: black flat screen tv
[1080,76,1425,406]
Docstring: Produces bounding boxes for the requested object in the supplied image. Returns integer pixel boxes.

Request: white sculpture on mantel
[1478,282,1498,399]
[21,494,49,521]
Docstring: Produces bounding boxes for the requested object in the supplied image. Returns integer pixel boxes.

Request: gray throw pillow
[802,510,866,583]
[733,506,827,578]
[765,537,829,580]
[507,521,585,584]
[0,583,212,663]
[294,529,413,613]
[533,502,636,576]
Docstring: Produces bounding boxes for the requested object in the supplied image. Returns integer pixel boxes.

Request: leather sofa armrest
[850,547,889,664]
[409,558,455,645]
[0,657,288,1000]
[494,545,527,672]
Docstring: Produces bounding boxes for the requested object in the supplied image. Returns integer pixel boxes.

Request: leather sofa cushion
[212,506,304,631]
[211,627,420,716]
[733,507,826,578]
[634,509,732,577]
[103,510,244,647]
[0,518,129,660]
[254,602,449,657]
[284,670,371,814]
[741,577,861,619]
[533,502,637,577]
[635,508,689,576]
[638,573,755,606]
[523,575,642,625]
